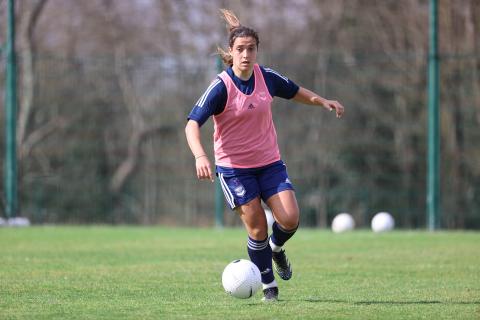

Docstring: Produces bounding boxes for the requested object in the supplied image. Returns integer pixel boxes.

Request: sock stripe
[247,237,269,251]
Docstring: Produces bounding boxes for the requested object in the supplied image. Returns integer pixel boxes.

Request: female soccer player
[185,9,344,301]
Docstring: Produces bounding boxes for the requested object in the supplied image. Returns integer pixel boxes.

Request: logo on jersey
[285,178,291,184]
[231,178,246,197]
[258,91,268,101]
[247,103,255,110]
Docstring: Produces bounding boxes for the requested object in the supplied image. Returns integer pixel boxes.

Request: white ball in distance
[331,213,355,233]
[264,209,275,231]
[371,212,395,232]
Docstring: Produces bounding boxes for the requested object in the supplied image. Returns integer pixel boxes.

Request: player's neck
[232,66,253,81]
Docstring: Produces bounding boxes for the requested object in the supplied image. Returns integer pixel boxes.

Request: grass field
[0,227,479,319]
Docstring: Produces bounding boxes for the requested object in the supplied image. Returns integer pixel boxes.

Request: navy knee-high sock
[270,221,298,251]
[247,236,274,284]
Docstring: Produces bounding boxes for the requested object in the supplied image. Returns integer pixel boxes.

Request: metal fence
[1,50,479,228]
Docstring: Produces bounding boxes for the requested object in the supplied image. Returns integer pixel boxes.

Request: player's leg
[266,189,299,231]
[236,196,268,240]
[217,170,278,301]
[266,190,299,280]
[266,189,300,246]
[235,198,278,301]
[258,161,298,281]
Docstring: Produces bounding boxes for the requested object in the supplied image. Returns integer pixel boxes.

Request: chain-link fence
[1,49,479,228]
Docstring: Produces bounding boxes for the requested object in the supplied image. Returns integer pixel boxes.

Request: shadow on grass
[299,298,480,306]
[245,299,480,306]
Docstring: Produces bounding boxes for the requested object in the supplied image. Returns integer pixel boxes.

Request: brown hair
[217,9,260,66]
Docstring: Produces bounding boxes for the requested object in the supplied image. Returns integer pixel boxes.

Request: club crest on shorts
[231,178,246,197]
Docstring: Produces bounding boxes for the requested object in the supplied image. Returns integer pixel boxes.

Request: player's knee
[282,220,299,231]
[248,225,268,240]
[281,209,299,230]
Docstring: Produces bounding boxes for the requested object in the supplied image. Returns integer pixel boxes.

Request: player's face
[229,36,257,78]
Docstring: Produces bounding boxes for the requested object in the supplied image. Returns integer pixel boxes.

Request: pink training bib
[214,64,281,168]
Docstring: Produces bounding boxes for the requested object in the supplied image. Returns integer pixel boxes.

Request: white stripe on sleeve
[195,78,222,108]
[264,67,289,83]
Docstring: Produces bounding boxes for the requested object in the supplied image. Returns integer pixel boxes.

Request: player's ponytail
[217,9,260,67]
[220,9,241,33]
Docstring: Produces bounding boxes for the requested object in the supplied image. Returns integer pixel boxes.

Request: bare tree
[16,0,50,158]
[5,0,479,227]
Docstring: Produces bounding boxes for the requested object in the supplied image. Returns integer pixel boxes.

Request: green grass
[0,227,479,319]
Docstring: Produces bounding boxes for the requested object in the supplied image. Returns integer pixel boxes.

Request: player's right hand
[196,156,214,182]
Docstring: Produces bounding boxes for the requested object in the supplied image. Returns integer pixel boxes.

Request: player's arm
[185,120,214,182]
[261,66,344,118]
[293,87,345,118]
[185,78,226,182]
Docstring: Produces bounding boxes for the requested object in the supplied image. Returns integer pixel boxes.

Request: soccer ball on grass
[371,212,395,232]
[331,213,355,233]
[222,259,262,299]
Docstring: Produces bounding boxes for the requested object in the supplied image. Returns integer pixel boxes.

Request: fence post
[427,0,440,230]
[5,0,18,219]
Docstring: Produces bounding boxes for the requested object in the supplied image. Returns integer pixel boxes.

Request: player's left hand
[324,100,345,118]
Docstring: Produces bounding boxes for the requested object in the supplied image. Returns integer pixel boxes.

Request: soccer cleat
[272,249,292,280]
[261,287,279,302]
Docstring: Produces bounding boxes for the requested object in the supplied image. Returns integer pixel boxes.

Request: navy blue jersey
[188,66,299,126]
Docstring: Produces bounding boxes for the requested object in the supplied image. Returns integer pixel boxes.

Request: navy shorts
[216,160,295,210]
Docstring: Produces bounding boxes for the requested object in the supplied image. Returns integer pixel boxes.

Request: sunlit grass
[0,227,479,319]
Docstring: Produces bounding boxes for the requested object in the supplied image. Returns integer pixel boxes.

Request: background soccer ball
[222,259,262,299]
[371,212,395,232]
[331,213,355,233]
[264,208,275,231]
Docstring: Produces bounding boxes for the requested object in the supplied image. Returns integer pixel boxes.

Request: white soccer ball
[331,213,355,233]
[7,217,31,227]
[222,259,262,299]
[371,212,395,232]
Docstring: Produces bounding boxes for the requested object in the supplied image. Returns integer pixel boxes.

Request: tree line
[0,0,479,228]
